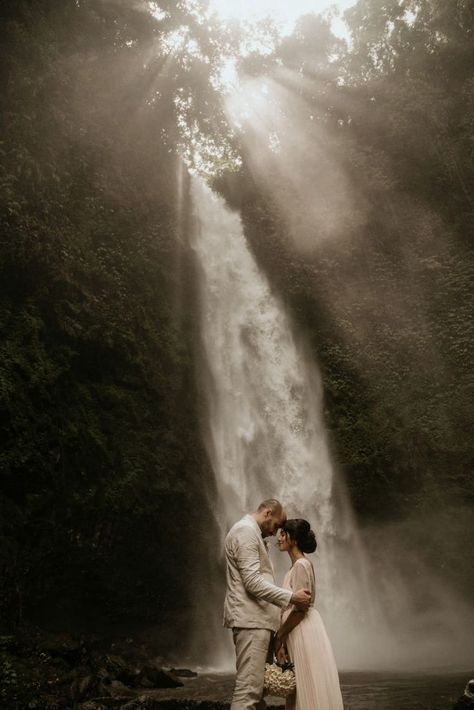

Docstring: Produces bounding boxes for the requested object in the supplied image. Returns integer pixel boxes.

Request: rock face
[4,628,284,709]
[2,631,187,709]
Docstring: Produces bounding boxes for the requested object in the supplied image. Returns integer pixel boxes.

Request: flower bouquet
[263,659,296,697]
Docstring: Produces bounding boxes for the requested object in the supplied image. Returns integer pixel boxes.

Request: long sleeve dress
[282,557,344,710]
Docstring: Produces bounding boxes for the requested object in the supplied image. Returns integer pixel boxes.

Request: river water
[144,671,472,709]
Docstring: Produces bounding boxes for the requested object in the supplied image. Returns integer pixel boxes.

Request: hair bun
[300,529,317,553]
[283,518,317,553]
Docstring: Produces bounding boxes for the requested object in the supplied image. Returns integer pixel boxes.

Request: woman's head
[278,518,317,554]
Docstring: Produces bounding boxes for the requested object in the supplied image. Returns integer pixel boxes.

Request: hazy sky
[207,0,357,39]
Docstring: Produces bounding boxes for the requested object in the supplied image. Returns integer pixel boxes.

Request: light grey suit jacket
[223,514,292,631]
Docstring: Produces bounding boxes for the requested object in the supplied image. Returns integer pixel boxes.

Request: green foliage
[1,0,473,638]
[0,652,18,703]
[0,0,212,636]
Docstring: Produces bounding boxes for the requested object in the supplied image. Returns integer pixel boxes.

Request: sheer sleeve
[290,559,315,601]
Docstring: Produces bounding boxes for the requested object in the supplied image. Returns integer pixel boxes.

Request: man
[224,499,311,710]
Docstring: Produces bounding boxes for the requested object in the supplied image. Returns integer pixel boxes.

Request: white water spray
[190,177,474,671]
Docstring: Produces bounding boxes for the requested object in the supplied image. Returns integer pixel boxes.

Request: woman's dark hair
[282,519,317,553]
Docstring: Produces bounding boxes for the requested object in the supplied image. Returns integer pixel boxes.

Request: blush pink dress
[282,557,344,710]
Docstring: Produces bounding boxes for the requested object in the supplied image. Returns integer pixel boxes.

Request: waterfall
[190,177,474,671]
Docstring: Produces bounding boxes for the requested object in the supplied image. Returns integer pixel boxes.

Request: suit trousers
[231,627,272,710]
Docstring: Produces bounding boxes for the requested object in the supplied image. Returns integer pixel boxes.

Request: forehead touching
[273,508,286,528]
[267,504,285,519]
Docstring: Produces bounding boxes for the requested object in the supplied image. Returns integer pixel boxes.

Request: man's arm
[233,531,291,606]
[232,529,307,608]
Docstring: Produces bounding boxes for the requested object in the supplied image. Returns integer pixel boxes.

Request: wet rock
[0,634,18,652]
[119,698,155,710]
[51,655,73,673]
[110,639,150,666]
[124,702,229,709]
[170,668,198,678]
[81,675,95,692]
[109,679,137,698]
[97,667,113,684]
[106,654,131,674]
[137,666,183,688]
[38,632,82,662]
[106,654,140,686]
[82,698,124,709]
[72,673,96,700]
[34,693,69,709]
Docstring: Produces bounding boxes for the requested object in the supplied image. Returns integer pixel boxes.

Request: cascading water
[190,177,474,671]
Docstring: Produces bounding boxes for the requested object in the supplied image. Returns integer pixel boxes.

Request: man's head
[254,498,286,538]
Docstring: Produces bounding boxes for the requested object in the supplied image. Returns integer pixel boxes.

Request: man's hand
[290,587,311,610]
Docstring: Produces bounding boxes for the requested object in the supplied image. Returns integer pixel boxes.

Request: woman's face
[277,529,290,552]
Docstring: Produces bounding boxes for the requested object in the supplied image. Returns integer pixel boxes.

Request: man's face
[261,507,287,538]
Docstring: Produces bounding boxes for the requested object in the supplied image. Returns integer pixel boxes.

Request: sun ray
[207,0,356,39]
[224,71,364,250]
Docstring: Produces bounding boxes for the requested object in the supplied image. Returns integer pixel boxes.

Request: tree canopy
[1,0,473,645]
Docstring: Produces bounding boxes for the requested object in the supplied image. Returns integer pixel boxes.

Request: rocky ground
[0,631,471,709]
[0,629,203,709]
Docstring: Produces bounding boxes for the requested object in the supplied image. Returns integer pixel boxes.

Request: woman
[275,519,344,710]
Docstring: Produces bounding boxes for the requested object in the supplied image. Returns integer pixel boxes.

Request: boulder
[74,674,97,700]
[106,654,140,686]
[109,679,136,699]
[38,633,82,662]
[137,666,183,689]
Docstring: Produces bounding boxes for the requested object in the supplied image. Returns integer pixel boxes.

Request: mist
[1,1,473,708]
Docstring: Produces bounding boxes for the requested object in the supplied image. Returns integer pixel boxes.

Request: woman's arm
[277,608,306,642]
[274,560,313,661]
[275,608,306,660]
[274,609,306,664]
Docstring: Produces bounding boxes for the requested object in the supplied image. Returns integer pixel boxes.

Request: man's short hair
[257,498,282,514]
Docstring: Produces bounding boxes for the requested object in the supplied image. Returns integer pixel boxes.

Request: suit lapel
[262,538,275,579]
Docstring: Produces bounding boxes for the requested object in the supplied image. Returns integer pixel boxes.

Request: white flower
[263,662,296,697]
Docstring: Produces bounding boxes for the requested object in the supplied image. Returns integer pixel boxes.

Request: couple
[224,498,344,710]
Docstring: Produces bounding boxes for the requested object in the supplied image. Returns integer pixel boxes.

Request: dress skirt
[283,604,344,709]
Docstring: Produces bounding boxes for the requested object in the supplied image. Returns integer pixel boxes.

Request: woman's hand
[276,643,289,665]
[274,631,289,664]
